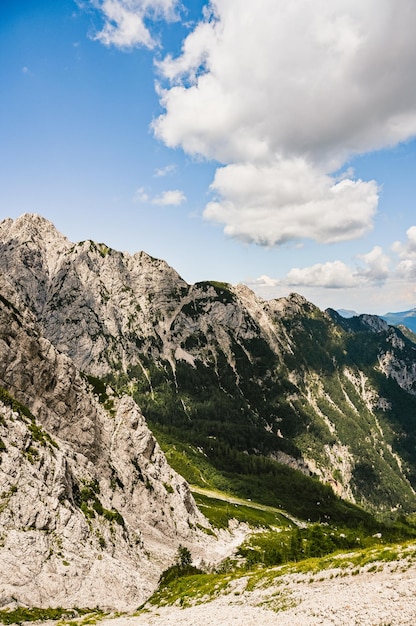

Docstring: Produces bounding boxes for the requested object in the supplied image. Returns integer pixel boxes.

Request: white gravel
[99,557,416,626]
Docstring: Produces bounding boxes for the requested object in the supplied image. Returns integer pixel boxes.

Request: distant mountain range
[381,309,416,333]
[336,309,358,318]
[338,308,416,340]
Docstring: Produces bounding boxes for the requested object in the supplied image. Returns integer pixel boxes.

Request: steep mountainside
[0,268,213,610]
[1,214,416,519]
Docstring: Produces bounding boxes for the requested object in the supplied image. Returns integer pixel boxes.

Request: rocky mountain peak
[0,214,72,316]
[359,314,389,333]
[0,213,70,254]
[274,292,315,314]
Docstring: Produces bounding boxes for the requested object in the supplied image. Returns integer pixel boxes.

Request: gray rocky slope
[1,214,416,515]
[0,268,217,610]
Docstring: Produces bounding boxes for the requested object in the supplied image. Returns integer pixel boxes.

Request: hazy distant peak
[381,309,416,333]
[336,308,358,318]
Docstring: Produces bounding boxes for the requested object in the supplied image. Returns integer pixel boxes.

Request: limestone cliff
[0,271,210,610]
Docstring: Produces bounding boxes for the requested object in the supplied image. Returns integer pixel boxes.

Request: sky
[1,0,416,315]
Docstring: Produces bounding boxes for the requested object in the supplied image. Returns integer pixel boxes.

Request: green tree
[176,545,192,567]
[289,527,304,561]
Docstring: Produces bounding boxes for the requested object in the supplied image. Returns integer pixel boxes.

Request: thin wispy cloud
[151,189,186,205]
[88,0,180,49]
[133,186,150,202]
[134,186,186,205]
[153,163,176,177]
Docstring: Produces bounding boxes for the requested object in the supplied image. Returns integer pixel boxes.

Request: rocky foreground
[88,553,416,625]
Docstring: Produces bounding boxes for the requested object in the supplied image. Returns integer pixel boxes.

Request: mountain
[381,309,416,334]
[2,213,416,611]
[0,250,219,610]
[336,308,358,318]
[1,215,416,515]
[396,324,416,344]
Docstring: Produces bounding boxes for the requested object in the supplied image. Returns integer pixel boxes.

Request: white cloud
[154,0,416,246]
[406,226,416,255]
[151,189,186,205]
[357,246,390,284]
[393,225,416,279]
[204,160,378,246]
[286,261,358,289]
[396,259,416,280]
[393,225,416,258]
[255,245,391,291]
[255,275,280,288]
[133,185,186,205]
[90,0,179,49]
[248,228,416,311]
[153,163,177,177]
[133,186,150,202]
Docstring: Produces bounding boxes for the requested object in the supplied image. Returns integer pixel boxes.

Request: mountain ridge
[1,214,416,516]
[2,213,416,612]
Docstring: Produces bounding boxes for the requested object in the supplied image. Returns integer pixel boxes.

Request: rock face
[0,270,210,610]
[0,214,188,377]
[2,213,416,526]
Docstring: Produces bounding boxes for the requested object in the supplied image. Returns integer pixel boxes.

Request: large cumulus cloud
[153,0,416,246]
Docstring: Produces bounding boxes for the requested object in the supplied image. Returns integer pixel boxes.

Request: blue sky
[2,0,416,314]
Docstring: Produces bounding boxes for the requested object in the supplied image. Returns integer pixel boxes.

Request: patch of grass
[257,590,298,613]
[0,608,100,625]
[28,420,59,449]
[196,522,216,536]
[147,545,234,609]
[237,523,384,569]
[145,539,416,611]
[193,492,291,529]
[150,429,219,489]
[0,485,18,514]
[74,479,125,527]
[148,571,233,608]
[81,374,115,415]
[377,548,399,562]
[0,386,58,449]
[0,387,35,421]
[102,508,125,526]
[244,539,416,591]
